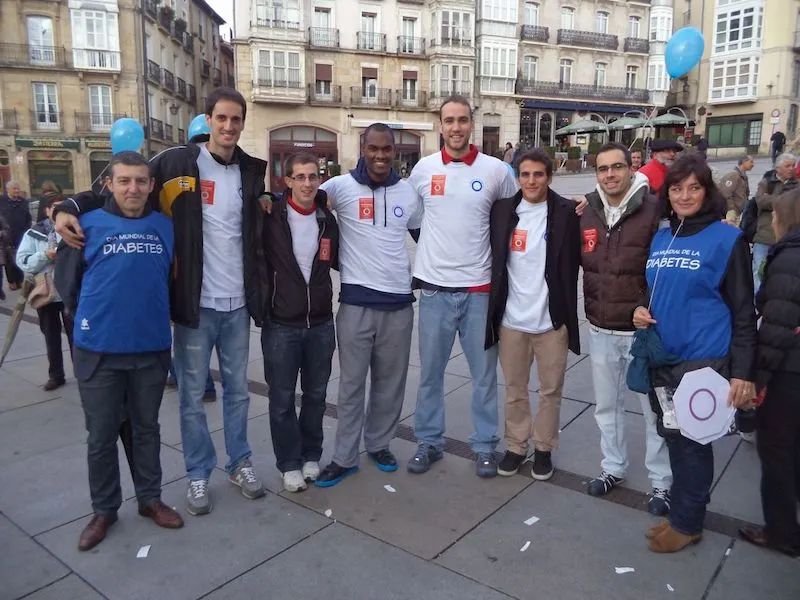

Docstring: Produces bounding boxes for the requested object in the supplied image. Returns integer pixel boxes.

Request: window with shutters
[70,9,120,70]
[314,63,332,97]
[402,71,417,101]
[257,49,301,87]
[362,68,378,101]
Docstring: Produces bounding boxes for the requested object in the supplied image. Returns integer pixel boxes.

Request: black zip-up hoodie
[263,190,338,328]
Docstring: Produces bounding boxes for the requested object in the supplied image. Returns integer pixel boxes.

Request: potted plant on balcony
[174,18,187,36]
[587,140,601,168]
[565,146,582,173]
[159,5,175,27]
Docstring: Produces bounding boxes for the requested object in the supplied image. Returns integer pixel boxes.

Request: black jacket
[264,191,338,328]
[56,140,269,328]
[755,228,800,387]
[485,188,581,354]
[0,194,32,246]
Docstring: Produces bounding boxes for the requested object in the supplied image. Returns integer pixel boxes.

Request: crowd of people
[0,88,797,561]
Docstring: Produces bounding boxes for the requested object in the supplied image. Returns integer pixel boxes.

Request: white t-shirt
[196,144,245,311]
[409,151,518,287]
[502,200,553,334]
[320,174,423,294]
[287,198,320,283]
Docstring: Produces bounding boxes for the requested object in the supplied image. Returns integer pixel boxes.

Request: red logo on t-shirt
[431,174,446,196]
[319,238,331,261]
[200,179,215,205]
[583,228,598,253]
[510,229,527,252]
[359,197,373,220]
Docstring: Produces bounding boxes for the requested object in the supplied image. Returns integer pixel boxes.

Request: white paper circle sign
[673,367,735,444]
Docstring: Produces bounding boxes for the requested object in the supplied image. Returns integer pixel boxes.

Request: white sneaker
[282,470,308,493]
[302,461,321,481]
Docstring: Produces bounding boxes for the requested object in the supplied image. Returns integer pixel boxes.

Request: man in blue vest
[55,151,184,551]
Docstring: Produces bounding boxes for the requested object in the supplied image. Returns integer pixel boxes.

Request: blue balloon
[188,114,211,141]
[110,118,144,154]
[665,27,705,79]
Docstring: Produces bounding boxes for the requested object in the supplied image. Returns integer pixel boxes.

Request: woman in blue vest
[633,152,757,553]
[739,189,800,557]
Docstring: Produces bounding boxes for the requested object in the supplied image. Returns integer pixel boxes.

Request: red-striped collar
[442,144,479,166]
[286,192,315,216]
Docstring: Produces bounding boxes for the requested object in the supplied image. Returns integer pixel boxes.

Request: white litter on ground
[615,567,635,574]
[136,545,151,559]
[520,541,531,552]
[324,509,333,518]
[383,484,396,493]
[667,584,675,592]
[524,516,540,526]
[725,548,732,556]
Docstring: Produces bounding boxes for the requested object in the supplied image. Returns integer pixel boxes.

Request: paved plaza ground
[1,157,798,599]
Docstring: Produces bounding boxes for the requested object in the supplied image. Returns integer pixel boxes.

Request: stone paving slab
[707,439,764,525]
[437,483,732,600]
[0,369,64,413]
[0,513,70,600]
[554,407,741,495]
[282,438,532,560]
[205,522,514,600]
[0,442,187,537]
[705,540,800,600]
[34,478,329,600]
[19,574,104,600]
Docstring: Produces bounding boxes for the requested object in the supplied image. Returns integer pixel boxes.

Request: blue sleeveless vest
[646,220,740,361]
[73,209,174,354]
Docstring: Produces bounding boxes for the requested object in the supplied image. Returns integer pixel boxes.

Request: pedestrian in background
[0,180,31,295]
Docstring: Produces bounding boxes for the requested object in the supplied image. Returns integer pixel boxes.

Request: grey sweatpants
[332,303,413,468]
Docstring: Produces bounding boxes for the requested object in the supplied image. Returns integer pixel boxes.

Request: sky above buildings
[208,0,234,35]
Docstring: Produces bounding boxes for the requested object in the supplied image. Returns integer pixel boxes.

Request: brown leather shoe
[139,500,184,529]
[43,378,66,391]
[645,520,670,540]
[739,526,800,558]
[648,524,702,553]
[78,514,117,551]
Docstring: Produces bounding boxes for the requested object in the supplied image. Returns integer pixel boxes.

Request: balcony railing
[351,86,392,106]
[227,74,236,87]
[624,37,650,53]
[176,77,187,98]
[357,32,387,52]
[164,69,175,91]
[557,29,618,51]
[188,84,197,105]
[214,68,221,86]
[308,27,340,48]
[201,60,210,78]
[515,79,649,102]
[0,44,69,68]
[30,110,62,131]
[144,0,158,20]
[397,36,424,55]
[429,37,474,51]
[178,128,186,144]
[256,77,302,89]
[0,109,18,132]
[394,90,428,109]
[520,25,549,43]
[165,123,174,142]
[147,59,162,84]
[150,118,164,140]
[255,16,301,30]
[308,84,342,104]
[73,49,121,71]
[183,32,193,53]
[75,111,126,133]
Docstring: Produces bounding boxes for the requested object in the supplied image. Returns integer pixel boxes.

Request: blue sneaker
[315,462,358,488]
[407,443,443,474]
[368,449,398,472]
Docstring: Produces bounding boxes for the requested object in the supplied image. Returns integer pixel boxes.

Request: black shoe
[497,450,526,476]
[587,471,624,496]
[531,451,554,481]
[648,488,670,516]
[43,378,66,391]
[368,449,398,472]
[314,462,358,488]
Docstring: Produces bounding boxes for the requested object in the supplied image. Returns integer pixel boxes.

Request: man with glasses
[580,142,673,515]
[261,152,338,493]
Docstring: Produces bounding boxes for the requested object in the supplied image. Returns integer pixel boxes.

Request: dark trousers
[77,351,169,515]
[37,302,73,380]
[262,320,335,473]
[666,434,714,536]
[757,372,800,547]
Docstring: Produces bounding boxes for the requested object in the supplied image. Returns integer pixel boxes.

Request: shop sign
[15,137,81,149]
[85,139,112,150]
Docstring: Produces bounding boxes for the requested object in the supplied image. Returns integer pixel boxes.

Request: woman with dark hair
[633,152,757,553]
[739,188,800,557]
[16,193,74,390]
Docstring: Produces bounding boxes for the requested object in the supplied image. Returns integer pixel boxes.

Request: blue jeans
[666,434,714,536]
[752,242,770,296]
[169,362,216,395]
[261,320,335,473]
[173,307,252,480]
[414,291,499,454]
